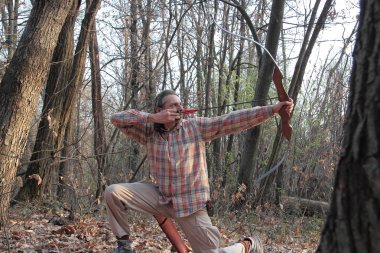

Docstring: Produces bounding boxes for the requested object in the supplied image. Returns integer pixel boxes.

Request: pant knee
[104,184,123,203]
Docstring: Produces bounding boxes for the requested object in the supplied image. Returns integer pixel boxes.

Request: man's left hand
[272,98,294,115]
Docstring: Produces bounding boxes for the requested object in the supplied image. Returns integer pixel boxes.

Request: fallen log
[281,196,329,215]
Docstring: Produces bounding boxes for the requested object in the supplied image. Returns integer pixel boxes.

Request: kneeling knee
[104,184,121,200]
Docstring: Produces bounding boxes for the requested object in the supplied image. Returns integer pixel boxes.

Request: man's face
[158,94,183,112]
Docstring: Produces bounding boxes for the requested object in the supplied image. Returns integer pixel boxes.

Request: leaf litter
[0,203,322,252]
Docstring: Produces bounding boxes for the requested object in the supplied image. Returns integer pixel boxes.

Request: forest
[0,0,379,252]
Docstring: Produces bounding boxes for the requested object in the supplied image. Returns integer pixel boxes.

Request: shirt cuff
[265,105,274,117]
[140,111,150,124]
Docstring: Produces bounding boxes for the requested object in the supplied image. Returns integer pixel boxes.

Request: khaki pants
[104,182,246,253]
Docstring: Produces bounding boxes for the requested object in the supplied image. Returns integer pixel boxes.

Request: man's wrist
[147,113,156,123]
[271,103,281,114]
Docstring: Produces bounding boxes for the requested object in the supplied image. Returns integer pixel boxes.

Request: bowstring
[203,0,281,71]
[203,0,291,187]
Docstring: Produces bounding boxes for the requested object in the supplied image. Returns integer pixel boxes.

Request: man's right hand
[148,109,181,124]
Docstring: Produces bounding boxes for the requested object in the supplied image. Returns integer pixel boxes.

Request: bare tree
[139,0,155,109]
[258,0,334,205]
[16,0,81,202]
[204,0,216,118]
[0,0,19,61]
[317,0,380,251]
[0,0,74,229]
[237,0,285,196]
[16,0,102,202]
[87,0,109,201]
[125,0,141,173]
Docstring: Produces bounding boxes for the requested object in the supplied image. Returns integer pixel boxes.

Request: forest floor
[1,203,323,253]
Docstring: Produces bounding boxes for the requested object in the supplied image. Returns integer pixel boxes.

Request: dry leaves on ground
[0,204,322,252]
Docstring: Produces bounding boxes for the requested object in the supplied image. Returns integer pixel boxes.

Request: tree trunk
[0,0,73,229]
[317,0,380,251]
[127,0,140,173]
[223,7,239,188]
[217,4,246,183]
[204,0,216,118]
[139,0,155,110]
[57,112,77,210]
[57,0,102,150]
[214,3,230,184]
[174,3,186,103]
[195,12,204,116]
[88,0,109,200]
[17,0,101,203]
[0,0,19,61]
[16,0,80,202]
[237,0,285,195]
[258,0,333,205]
[204,1,217,179]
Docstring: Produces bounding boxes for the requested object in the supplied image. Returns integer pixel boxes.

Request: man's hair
[154,90,178,112]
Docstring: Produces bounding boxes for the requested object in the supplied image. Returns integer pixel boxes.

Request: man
[105,90,294,253]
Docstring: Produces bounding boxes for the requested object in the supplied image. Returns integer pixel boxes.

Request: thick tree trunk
[16,0,101,203]
[317,0,380,252]
[16,0,80,202]
[238,0,285,193]
[0,0,73,229]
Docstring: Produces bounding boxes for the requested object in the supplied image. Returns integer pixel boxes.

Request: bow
[181,67,292,141]
[206,0,293,141]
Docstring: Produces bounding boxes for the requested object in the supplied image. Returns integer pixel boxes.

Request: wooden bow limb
[272,65,292,141]
[154,214,191,253]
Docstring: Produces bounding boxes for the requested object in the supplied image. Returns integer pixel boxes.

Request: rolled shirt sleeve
[197,106,274,142]
[110,109,151,144]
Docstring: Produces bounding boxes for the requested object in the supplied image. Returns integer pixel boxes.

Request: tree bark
[258,0,333,205]
[0,0,73,229]
[16,0,80,202]
[127,0,140,173]
[57,0,102,150]
[16,0,101,203]
[237,0,285,194]
[57,112,77,209]
[204,0,216,118]
[139,0,155,110]
[317,0,380,251]
[0,0,19,61]
[88,0,109,200]
[214,3,230,185]
[195,11,204,116]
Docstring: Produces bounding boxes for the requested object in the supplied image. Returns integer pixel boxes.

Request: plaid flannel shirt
[111,107,273,217]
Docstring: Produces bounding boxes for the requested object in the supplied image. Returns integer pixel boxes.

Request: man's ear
[155,107,161,113]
